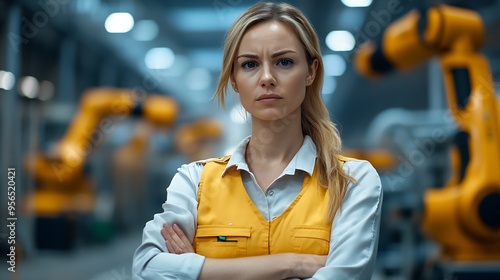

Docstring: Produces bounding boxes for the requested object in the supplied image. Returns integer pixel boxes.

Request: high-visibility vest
[194,155,343,258]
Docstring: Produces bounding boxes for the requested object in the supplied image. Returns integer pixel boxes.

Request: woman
[133,2,382,279]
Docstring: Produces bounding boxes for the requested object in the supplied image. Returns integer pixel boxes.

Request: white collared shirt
[133,135,383,280]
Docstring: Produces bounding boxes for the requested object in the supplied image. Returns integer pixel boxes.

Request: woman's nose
[259,64,276,87]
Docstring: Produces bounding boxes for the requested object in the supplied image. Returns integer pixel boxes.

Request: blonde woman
[133,2,382,279]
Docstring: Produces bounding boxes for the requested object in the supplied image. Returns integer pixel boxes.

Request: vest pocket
[292,226,331,255]
[195,225,251,258]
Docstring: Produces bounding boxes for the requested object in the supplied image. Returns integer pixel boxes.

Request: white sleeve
[132,162,206,280]
[310,159,383,280]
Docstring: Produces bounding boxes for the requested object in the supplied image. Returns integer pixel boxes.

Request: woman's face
[232,20,317,122]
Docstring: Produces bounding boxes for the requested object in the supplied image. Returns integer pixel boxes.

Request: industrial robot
[23,88,178,249]
[355,3,500,278]
[174,118,224,162]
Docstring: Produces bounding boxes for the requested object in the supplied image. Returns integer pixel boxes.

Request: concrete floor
[0,232,142,280]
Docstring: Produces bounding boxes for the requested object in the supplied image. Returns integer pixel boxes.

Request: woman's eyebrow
[236,53,259,60]
[236,49,297,60]
[271,49,297,58]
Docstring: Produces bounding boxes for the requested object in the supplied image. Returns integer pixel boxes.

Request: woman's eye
[277,58,294,67]
[242,61,257,69]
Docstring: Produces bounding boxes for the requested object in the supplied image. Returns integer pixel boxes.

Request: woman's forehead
[237,21,303,54]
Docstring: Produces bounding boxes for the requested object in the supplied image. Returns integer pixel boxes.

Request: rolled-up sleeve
[310,159,383,280]
[132,163,205,280]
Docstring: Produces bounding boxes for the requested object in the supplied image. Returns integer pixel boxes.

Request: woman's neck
[246,116,304,166]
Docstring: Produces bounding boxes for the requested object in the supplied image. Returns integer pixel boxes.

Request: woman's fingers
[166,224,187,253]
[172,224,195,253]
[160,226,169,240]
[162,223,194,254]
[163,223,183,254]
[161,226,176,253]
[165,238,175,253]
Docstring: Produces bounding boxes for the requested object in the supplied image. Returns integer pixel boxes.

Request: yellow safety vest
[194,155,344,258]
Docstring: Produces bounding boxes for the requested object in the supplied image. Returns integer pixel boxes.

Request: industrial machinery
[174,118,223,162]
[355,3,500,278]
[23,88,178,249]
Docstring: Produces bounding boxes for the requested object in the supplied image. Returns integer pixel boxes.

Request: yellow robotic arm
[24,88,178,215]
[27,88,178,185]
[355,5,483,76]
[356,5,500,261]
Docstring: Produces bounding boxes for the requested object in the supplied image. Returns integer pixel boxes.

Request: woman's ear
[306,58,319,86]
[230,75,238,92]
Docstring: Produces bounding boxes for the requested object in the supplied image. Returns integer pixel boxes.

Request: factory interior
[1,0,500,279]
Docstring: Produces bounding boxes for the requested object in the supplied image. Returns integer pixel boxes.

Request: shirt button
[268,190,274,196]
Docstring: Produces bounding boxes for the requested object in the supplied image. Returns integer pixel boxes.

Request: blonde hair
[214,2,355,221]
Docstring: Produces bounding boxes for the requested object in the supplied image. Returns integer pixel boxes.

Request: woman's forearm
[199,254,291,280]
[199,253,325,280]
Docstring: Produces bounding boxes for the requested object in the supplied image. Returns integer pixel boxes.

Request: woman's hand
[285,253,327,279]
[161,223,194,254]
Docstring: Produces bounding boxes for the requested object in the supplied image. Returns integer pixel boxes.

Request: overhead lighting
[145,47,175,70]
[326,30,355,51]
[132,20,159,41]
[341,0,373,7]
[0,70,15,90]
[323,54,347,76]
[105,12,134,33]
[152,54,189,77]
[18,76,39,99]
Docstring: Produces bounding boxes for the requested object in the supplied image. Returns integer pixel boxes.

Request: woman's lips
[257,93,282,101]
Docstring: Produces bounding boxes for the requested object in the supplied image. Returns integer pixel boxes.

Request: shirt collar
[222,135,317,177]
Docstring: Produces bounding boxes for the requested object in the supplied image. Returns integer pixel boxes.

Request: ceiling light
[0,70,15,90]
[145,48,175,70]
[18,76,39,99]
[326,30,355,51]
[341,0,373,7]
[105,12,134,33]
[132,20,159,41]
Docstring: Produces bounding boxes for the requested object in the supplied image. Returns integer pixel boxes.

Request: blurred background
[0,0,499,279]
